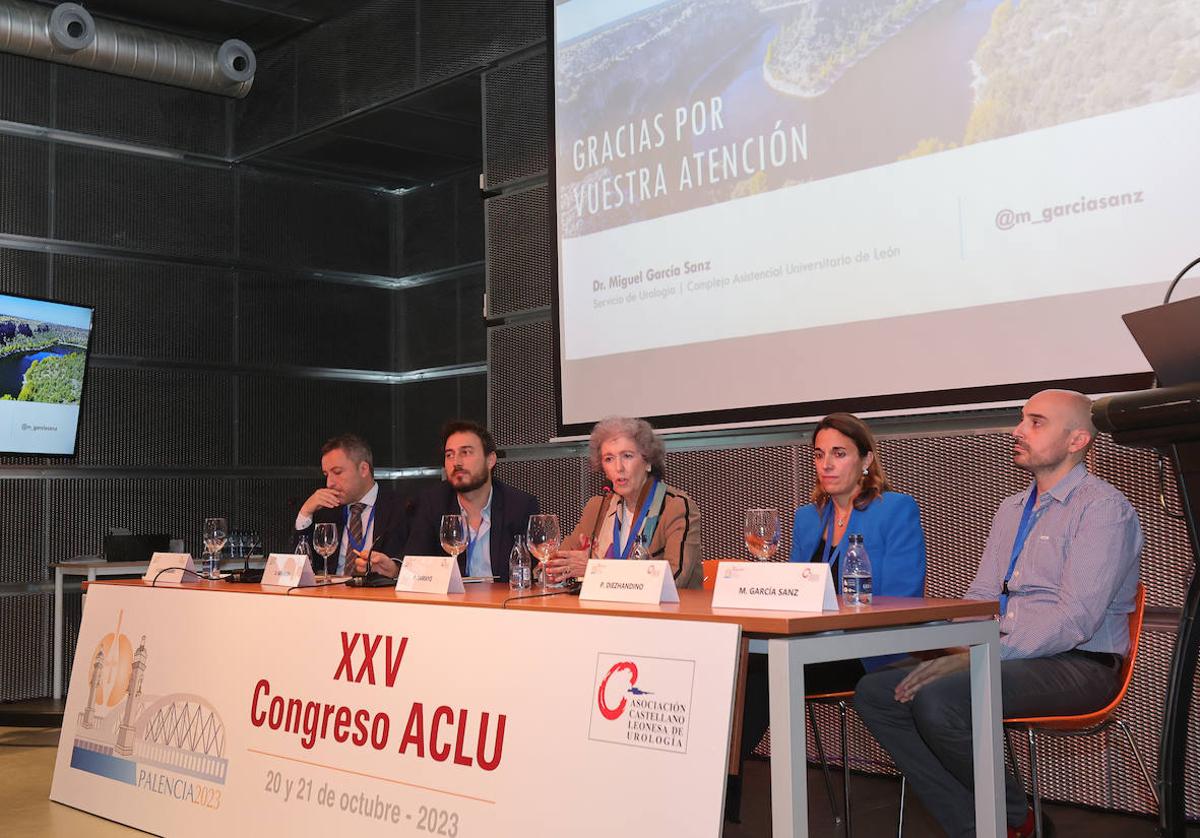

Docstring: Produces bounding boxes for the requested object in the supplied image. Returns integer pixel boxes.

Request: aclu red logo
[589,653,695,753]
[597,661,654,720]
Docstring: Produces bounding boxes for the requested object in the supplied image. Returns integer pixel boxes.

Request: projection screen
[551,0,1200,433]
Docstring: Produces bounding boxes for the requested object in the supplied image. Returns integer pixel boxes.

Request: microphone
[346,529,397,587]
[586,485,613,558]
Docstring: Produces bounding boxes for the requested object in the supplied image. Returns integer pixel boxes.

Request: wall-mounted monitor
[550,0,1200,434]
[0,292,94,456]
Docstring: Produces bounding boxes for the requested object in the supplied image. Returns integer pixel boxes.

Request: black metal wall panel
[398,179,458,276]
[879,432,1026,599]
[0,53,53,126]
[0,134,49,238]
[482,50,547,189]
[0,246,48,304]
[238,374,395,467]
[380,476,440,507]
[0,594,52,702]
[54,64,228,157]
[60,587,84,700]
[54,146,236,260]
[664,446,799,562]
[239,270,394,370]
[74,367,235,468]
[400,271,486,370]
[238,170,395,275]
[233,1,541,157]
[292,1,417,139]
[459,271,488,363]
[54,255,235,365]
[0,480,45,584]
[456,175,486,265]
[497,455,586,537]
[401,377,460,467]
[237,476,323,556]
[459,372,488,430]
[46,477,236,561]
[401,280,461,370]
[487,319,553,448]
[1091,433,1194,610]
[419,0,546,86]
[484,183,551,316]
[233,40,299,155]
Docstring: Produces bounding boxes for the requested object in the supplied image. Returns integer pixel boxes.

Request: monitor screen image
[0,292,95,456]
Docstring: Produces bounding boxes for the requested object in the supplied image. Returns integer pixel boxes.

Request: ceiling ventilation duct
[0,0,255,98]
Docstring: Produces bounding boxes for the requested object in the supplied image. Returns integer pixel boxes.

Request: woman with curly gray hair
[545,416,702,588]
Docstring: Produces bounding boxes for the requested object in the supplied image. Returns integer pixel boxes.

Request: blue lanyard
[818,504,845,569]
[611,479,658,559]
[1000,488,1042,615]
[342,503,377,554]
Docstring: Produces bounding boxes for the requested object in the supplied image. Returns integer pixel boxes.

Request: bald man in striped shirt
[855,390,1143,838]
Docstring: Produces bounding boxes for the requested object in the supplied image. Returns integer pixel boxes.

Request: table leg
[729,638,750,774]
[769,637,807,838]
[53,567,64,700]
[970,636,1005,837]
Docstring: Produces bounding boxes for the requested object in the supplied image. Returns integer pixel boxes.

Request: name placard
[396,555,465,594]
[711,561,838,611]
[579,559,680,604]
[261,553,315,588]
[143,552,196,585]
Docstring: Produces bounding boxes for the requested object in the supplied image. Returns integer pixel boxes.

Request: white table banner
[711,561,838,611]
[51,584,739,837]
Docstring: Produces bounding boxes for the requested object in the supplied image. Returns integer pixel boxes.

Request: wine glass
[202,517,228,578]
[745,508,781,561]
[526,514,562,588]
[440,514,469,570]
[313,522,338,582]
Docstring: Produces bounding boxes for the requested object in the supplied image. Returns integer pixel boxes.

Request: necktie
[348,502,366,548]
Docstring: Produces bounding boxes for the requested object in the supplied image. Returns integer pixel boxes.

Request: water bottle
[842,534,873,605]
[629,533,650,561]
[294,535,312,572]
[509,536,532,591]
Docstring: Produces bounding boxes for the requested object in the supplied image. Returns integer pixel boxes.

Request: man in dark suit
[295,433,410,577]
[404,420,540,582]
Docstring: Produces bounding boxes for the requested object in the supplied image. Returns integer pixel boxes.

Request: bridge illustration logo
[69,610,229,789]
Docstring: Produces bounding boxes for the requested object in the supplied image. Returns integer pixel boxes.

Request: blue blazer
[790,491,927,599]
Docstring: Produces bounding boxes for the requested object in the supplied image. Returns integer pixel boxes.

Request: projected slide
[553,0,1200,428]
[0,294,93,455]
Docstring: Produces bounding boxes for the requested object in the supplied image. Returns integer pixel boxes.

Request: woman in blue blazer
[738,413,927,777]
[791,413,926,605]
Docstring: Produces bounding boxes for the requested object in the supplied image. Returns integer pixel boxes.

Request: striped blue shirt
[965,462,1143,661]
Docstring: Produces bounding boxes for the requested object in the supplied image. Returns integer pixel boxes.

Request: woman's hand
[545,549,590,584]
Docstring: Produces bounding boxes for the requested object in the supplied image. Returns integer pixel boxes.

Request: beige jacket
[561,484,702,589]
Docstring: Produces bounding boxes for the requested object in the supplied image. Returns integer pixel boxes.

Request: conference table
[74,579,1002,837]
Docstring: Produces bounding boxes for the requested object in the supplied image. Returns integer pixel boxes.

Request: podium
[1093,383,1200,837]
